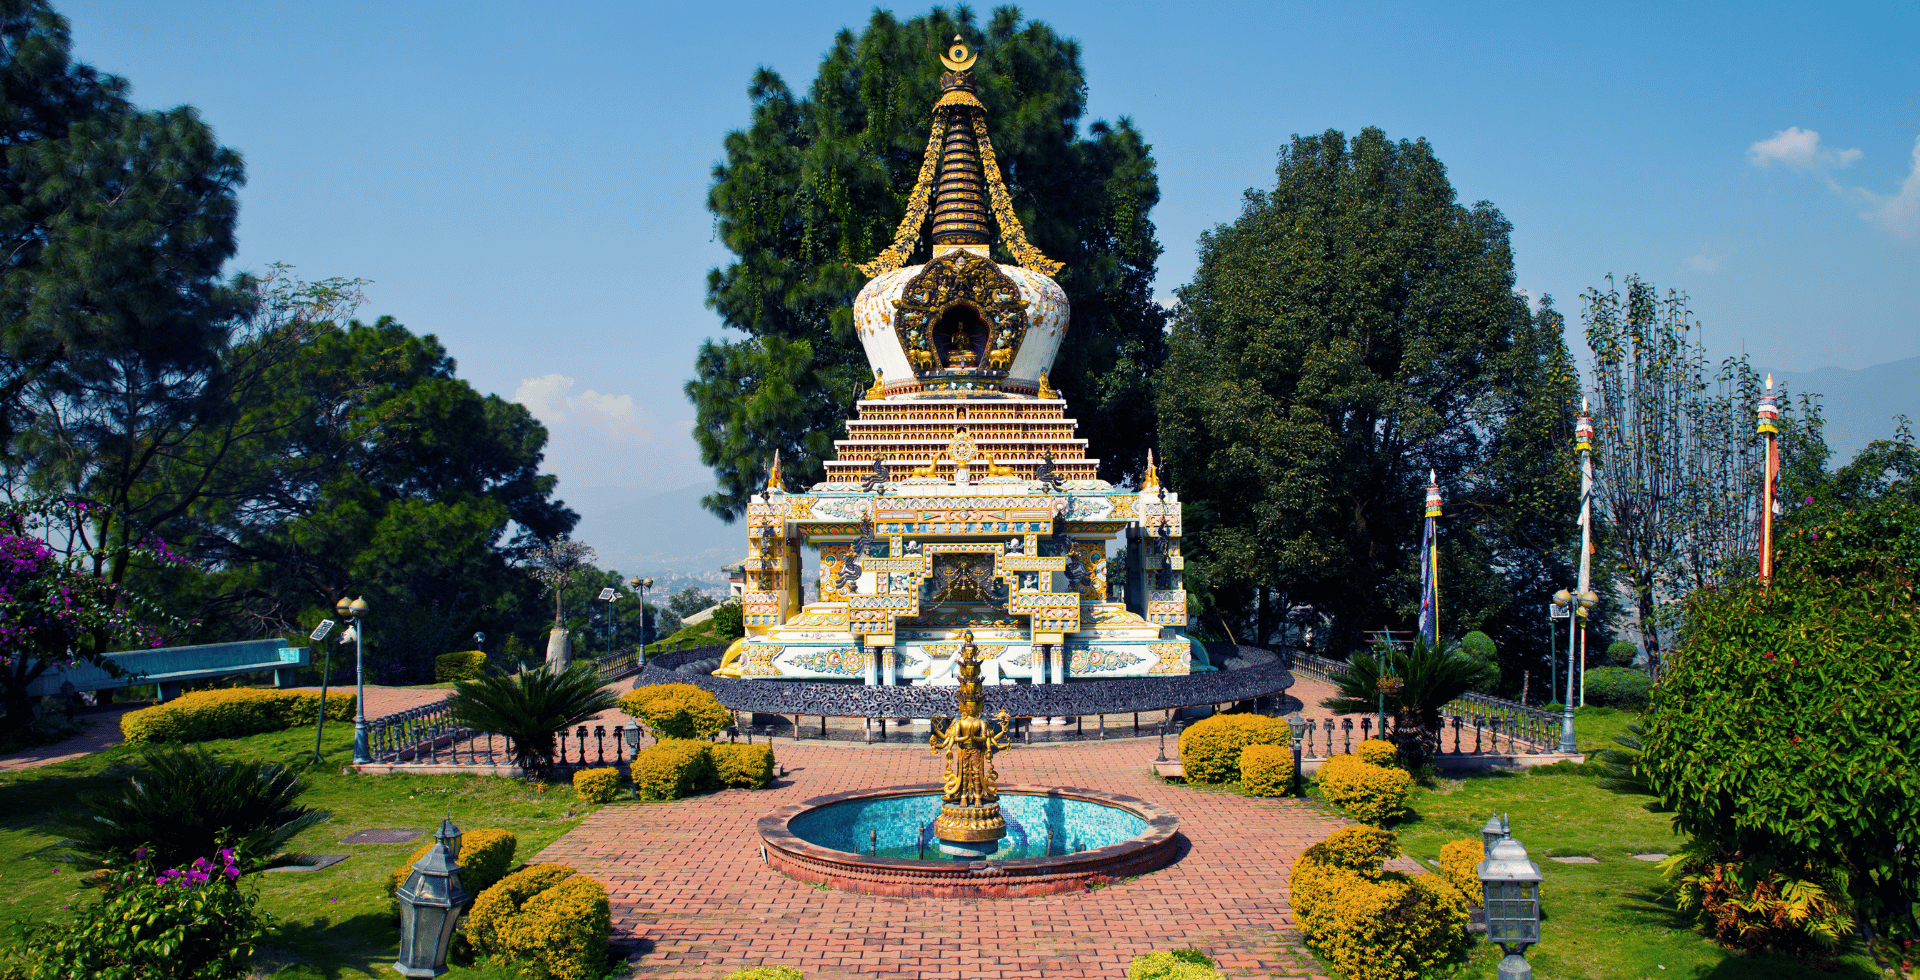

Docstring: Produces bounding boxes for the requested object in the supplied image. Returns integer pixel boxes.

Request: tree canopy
[1157,127,1579,682]
[689,5,1164,519]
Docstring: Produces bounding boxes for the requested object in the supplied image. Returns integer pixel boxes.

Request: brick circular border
[757,782,1181,899]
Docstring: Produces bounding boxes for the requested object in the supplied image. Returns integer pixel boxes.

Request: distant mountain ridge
[1774,355,1920,465]
[562,482,741,582]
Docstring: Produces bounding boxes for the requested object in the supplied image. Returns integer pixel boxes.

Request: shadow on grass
[1619,888,1882,980]
[264,911,396,979]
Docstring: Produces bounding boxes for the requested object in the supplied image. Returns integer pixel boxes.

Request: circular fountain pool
[759,783,1180,898]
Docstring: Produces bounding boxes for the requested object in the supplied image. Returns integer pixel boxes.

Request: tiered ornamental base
[758,784,1180,898]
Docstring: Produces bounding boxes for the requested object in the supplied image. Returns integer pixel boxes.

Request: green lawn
[1371,709,1880,980]
[0,722,610,978]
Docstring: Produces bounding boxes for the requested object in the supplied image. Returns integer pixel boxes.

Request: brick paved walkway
[537,738,1355,980]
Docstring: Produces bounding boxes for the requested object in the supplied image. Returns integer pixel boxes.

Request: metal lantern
[1481,812,1510,850]
[394,819,471,978]
[1285,712,1310,787]
[436,814,463,862]
[1478,833,1545,979]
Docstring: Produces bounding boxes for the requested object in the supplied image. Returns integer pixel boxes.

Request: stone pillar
[861,640,877,686]
[545,627,572,670]
[882,646,896,686]
[1049,644,1065,686]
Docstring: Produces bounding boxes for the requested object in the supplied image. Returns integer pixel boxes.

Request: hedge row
[121,689,355,744]
[434,650,487,682]
[1177,713,1291,783]
[630,740,774,801]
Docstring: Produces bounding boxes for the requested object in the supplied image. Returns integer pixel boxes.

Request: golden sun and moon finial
[940,34,978,71]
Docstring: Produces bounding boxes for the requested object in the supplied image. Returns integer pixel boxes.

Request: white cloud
[513,373,657,444]
[1748,126,1861,169]
[1845,135,1920,239]
[1686,249,1726,273]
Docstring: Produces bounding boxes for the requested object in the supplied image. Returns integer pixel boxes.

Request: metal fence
[362,651,646,766]
[1276,650,1560,753]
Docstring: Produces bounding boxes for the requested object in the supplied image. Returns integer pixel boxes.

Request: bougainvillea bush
[2,847,269,979]
[0,501,178,730]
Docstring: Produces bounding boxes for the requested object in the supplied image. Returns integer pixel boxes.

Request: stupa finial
[1142,450,1160,489]
[855,36,1060,276]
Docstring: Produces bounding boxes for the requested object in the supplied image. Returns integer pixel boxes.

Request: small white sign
[309,620,335,641]
[597,587,617,601]
[1548,604,1571,619]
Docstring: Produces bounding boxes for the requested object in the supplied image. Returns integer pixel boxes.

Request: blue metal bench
[27,639,311,702]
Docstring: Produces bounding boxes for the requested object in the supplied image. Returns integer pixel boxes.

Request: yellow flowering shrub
[1314,753,1413,825]
[1355,738,1398,767]
[1289,826,1470,980]
[434,650,487,682]
[573,767,623,803]
[121,689,355,743]
[386,828,517,905]
[468,863,576,955]
[1127,950,1224,980]
[630,739,716,801]
[489,873,611,980]
[712,743,775,789]
[1177,713,1291,783]
[1438,839,1484,907]
[618,683,732,740]
[721,970,805,980]
[1238,743,1294,796]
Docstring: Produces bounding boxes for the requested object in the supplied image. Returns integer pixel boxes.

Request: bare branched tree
[529,536,595,627]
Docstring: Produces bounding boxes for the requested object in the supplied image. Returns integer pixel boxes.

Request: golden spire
[1142,449,1160,489]
[766,450,786,493]
[856,37,1060,276]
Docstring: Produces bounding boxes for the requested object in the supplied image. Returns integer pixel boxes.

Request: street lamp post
[337,595,371,764]
[629,576,654,663]
[1553,589,1576,753]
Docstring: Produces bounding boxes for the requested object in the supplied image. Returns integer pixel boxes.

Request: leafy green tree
[1642,460,1919,969]
[1157,127,1579,676]
[689,6,1164,518]
[144,316,575,681]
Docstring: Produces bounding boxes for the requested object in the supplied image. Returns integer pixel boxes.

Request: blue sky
[60,1,1920,507]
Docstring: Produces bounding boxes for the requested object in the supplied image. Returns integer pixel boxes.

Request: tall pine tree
[690,7,1163,519]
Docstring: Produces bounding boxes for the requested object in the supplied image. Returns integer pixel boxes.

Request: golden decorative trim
[971,115,1063,275]
[856,115,945,276]
[935,89,984,110]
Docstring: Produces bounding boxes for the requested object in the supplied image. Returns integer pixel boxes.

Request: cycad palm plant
[56,745,329,872]
[1320,637,1483,767]
[448,662,618,777]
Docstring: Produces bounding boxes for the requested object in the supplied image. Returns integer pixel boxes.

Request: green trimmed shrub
[1605,640,1639,666]
[1314,754,1412,826]
[1461,631,1496,661]
[573,767,623,803]
[387,828,517,904]
[1178,713,1290,783]
[1127,950,1223,980]
[1354,738,1397,767]
[618,683,733,740]
[1238,743,1293,796]
[1584,666,1651,709]
[712,743,775,789]
[1289,826,1471,980]
[435,649,487,682]
[468,863,610,980]
[630,739,715,800]
[121,689,355,744]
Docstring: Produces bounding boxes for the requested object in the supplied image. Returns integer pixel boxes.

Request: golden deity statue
[929,630,1013,855]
